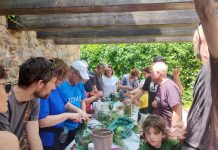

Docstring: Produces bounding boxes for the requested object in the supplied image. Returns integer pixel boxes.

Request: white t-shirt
[102,75,119,97]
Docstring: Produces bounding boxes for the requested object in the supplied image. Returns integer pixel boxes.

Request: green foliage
[6,15,24,29]
[81,43,202,108]
[7,15,17,23]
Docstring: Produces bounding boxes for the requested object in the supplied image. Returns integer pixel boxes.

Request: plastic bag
[107,116,134,139]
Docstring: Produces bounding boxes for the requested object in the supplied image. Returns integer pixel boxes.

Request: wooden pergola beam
[10,24,195,32]
[54,36,192,44]
[0,0,195,15]
[10,9,200,30]
[37,27,194,39]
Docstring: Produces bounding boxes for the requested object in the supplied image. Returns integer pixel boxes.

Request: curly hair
[18,57,56,87]
[130,68,141,77]
[50,58,68,79]
[143,115,167,139]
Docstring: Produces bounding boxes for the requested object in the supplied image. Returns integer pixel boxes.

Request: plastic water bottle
[88,143,94,150]
[59,127,69,143]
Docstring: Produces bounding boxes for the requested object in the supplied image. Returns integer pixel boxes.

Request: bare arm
[194,0,218,59]
[134,99,140,106]
[26,121,43,150]
[173,68,183,94]
[39,113,81,128]
[130,87,140,95]
[171,104,182,127]
[65,102,81,112]
[124,88,139,97]
[0,131,20,150]
[65,102,89,120]
[81,100,86,112]
[124,89,144,103]
[130,89,144,101]
[117,82,132,90]
[83,91,103,105]
[83,95,98,105]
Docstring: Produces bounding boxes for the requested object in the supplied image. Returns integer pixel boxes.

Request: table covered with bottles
[65,96,140,150]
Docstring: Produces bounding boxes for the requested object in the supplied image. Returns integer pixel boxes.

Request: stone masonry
[0,16,80,83]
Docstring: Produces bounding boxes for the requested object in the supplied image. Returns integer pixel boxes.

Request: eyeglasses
[0,82,12,93]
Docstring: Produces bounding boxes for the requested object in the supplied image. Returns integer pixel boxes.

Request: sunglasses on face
[0,82,12,93]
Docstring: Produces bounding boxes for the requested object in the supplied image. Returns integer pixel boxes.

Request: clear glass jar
[124,103,132,117]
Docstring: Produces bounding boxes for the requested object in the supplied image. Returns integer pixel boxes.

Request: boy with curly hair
[139,115,180,150]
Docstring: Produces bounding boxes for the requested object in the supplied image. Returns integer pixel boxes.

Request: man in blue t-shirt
[58,81,87,130]
[58,60,103,147]
[39,58,82,150]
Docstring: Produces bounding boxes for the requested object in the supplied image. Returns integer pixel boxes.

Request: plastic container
[92,128,114,150]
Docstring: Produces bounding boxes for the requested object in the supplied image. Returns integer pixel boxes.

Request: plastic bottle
[88,143,94,150]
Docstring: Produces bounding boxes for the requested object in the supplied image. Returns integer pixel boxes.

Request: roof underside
[1,0,218,44]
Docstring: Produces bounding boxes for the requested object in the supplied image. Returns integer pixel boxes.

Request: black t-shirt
[142,76,158,114]
[84,79,93,92]
[90,70,103,91]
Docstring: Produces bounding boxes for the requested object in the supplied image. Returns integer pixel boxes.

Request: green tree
[81,42,201,108]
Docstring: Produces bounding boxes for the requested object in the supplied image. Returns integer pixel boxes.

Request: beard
[33,91,50,99]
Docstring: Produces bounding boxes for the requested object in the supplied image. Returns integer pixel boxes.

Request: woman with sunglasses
[0,65,19,150]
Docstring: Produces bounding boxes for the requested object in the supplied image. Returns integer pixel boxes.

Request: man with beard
[0,57,57,150]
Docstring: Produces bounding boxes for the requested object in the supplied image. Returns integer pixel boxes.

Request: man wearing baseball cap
[153,55,165,62]
[58,60,102,145]
[59,60,102,113]
[71,60,90,80]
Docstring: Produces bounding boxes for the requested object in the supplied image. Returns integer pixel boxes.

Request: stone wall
[0,16,80,82]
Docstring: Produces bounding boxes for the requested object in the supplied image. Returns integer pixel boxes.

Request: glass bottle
[124,102,132,117]
[75,120,92,150]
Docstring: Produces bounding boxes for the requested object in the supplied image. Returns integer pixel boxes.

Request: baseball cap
[153,55,165,62]
[71,60,89,80]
